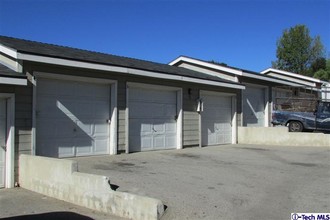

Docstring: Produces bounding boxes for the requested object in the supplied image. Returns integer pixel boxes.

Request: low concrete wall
[19,155,164,220]
[238,127,330,147]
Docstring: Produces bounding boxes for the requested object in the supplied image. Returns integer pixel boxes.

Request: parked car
[272,100,330,132]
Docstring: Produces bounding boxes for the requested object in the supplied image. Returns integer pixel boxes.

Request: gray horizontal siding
[182,87,199,146]
[117,80,126,152]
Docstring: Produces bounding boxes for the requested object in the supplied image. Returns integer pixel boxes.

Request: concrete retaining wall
[19,155,164,220]
[238,127,330,147]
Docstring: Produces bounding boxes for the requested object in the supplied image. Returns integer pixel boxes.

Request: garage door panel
[75,138,93,156]
[37,141,60,158]
[75,121,93,136]
[141,137,153,150]
[129,119,153,135]
[129,87,177,152]
[130,88,176,103]
[130,102,154,118]
[203,106,231,119]
[141,123,153,133]
[94,138,109,153]
[202,94,232,146]
[37,78,110,157]
[129,89,151,102]
[93,102,110,118]
[37,79,66,95]
[243,86,265,127]
[151,106,176,119]
[204,95,231,105]
[37,119,74,138]
[153,135,165,149]
[74,102,94,117]
[165,135,177,148]
[38,98,60,118]
[130,134,152,152]
[153,123,165,133]
[165,122,176,132]
[130,103,176,119]
[58,141,75,158]
[76,83,109,98]
[56,100,76,119]
[93,121,109,136]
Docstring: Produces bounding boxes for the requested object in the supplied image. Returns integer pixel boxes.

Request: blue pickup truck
[272,100,330,132]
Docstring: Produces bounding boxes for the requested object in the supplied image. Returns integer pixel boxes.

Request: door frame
[0,93,15,188]
[199,90,237,147]
[126,82,183,153]
[32,72,118,156]
[242,83,269,127]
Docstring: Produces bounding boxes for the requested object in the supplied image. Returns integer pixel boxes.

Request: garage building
[0,36,244,188]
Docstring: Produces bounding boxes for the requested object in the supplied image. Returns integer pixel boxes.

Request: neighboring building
[169,56,303,128]
[261,68,325,88]
[261,68,329,100]
[322,83,330,100]
[0,36,245,188]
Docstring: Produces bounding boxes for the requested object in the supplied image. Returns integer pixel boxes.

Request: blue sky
[0,0,329,72]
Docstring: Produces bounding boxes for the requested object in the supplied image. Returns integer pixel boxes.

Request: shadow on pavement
[1,212,94,220]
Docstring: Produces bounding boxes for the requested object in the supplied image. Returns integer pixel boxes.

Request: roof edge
[17,52,244,89]
[168,55,243,76]
[261,68,326,84]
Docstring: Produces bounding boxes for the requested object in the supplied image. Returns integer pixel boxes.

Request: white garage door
[36,78,110,158]
[0,99,6,188]
[129,87,177,152]
[243,86,265,127]
[201,93,232,146]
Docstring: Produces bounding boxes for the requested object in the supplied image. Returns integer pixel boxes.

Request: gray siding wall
[182,88,199,146]
[0,82,32,181]
[117,79,127,152]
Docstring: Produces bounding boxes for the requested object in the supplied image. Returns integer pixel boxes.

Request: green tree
[313,59,330,81]
[272,25,325,75]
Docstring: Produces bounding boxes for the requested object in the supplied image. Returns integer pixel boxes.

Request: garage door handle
[1,145,6,151]
[152,128,157,132]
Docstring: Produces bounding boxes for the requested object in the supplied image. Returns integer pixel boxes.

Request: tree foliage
[313,59,330,81]
[272,25,325,76]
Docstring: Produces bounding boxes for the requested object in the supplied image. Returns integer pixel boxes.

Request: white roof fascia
[0,76,27,86]
[261,68,323,84]
[0,44,23,72]
[17,52,245,90]
[169,56,243,76]
[242,71,303,87]
[0,44,18,59]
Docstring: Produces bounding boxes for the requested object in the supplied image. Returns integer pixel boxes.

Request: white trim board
[169,56,300,87]
[0,44,18,59]
[0,76,27,86]
[261,68,325,84]
[242,71,302,87]
[169,56,243,76]
[0,93,15,188]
